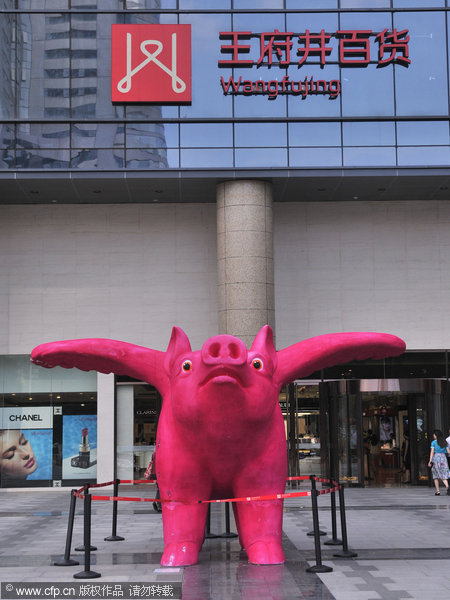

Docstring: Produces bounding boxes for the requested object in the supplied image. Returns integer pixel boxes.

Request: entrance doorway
[314,379,448,487]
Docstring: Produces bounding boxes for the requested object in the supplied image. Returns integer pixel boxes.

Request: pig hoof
[247,541,285,565]
[161,542,199,566]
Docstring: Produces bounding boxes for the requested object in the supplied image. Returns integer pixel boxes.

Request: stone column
[217,180,275,348]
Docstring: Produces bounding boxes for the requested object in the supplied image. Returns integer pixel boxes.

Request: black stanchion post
[74,492,101,579]
[205,504,219,539]
[333,484,358,558]
[104,479,125,542]
[324,480,342,546]
[306,476,332,573]
[75,485,97,552]
[307,476,326,537]
[54,489,80,566]
[220,502,238,538]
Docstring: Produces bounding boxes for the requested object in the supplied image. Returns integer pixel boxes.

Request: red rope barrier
[73,475,340,504]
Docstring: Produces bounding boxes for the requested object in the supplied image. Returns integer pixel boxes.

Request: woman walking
[428,429,450,495]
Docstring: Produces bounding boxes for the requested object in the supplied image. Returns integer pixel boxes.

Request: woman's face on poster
[0,430,38,479]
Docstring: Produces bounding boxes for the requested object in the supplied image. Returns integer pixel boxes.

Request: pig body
[157,326,287,565]
[31,325,406,566]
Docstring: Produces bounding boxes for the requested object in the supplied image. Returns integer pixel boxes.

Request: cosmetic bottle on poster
[78,427,90,468]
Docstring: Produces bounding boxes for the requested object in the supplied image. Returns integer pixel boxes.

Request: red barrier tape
[73,476,341,505]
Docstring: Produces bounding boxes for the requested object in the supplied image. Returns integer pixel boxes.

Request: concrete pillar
[217,180,275,348]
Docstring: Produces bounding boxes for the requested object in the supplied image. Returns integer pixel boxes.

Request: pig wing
[31,339,168,395]
[275,332,406,386]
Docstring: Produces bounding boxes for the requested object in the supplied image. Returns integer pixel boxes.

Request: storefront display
[0,356,97,488]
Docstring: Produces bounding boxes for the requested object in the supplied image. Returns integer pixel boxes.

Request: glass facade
[0,1,449,170]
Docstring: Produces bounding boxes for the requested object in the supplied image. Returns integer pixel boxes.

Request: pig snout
[201,336,247,366]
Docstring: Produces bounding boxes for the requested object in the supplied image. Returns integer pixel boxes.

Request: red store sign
[111,24,191,103]
[219,28,410,100]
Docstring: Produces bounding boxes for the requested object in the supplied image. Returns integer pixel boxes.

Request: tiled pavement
[1,483,450,599]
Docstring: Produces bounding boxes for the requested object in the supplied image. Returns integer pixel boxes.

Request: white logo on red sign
[111,24,191,103]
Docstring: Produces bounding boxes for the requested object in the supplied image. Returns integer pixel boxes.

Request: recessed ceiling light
[154,189,164,194]
[440,186,448,191]
[353,196,359,200]
[92,190,102,194]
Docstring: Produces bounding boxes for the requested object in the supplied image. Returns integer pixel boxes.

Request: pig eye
[252,358,263,371]
[182,360,192,372]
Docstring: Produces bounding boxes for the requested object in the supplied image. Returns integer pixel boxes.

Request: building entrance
[286,379,450,487]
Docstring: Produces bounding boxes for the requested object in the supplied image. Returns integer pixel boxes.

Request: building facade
[1,0,450,489]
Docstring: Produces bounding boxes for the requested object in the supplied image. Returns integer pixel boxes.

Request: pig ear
[164,326,192,374]
[250,325,277,368]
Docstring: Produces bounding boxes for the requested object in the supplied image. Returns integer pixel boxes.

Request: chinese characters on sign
[219,28,410,100]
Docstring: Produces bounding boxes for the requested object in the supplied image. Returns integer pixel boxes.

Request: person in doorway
[401,432,411,483]
[428,429,450,496]
[0,429,38,480]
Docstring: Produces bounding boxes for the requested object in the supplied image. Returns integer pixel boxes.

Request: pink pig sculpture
[31,326,405,566]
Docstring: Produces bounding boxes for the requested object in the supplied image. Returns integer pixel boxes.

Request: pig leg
[234,499,285,565]
[160,501,208,566]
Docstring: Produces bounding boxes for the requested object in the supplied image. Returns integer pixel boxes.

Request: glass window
[394,0,444,6]
[180,123,233,147]
[343,146,396,166]
[395,12,448,116]
[289,147,342,167]
[21,15,70,119]
[235,147,287,168]
[286,0,337,6]
[0,124,14,149]
[180,148,233,168]
[180,0,230,7]
[232,67,288,118]
[126,0,177,6]
[397,121,450,146]
[72,123,124,148]
[71,149,124,169]
[234,0,283,8]
[397,146,450,166]
[0,150,15,169]
[341,66,394,116]
[232,13,286,64]
[341,0,390,7]
[289,122,341,147]
[339,12,393,63]
[17,123,70,149]
[126,123,178,148]
[126,148,178,169]
[16,149,70,169]
[180,13,232,118]
[343,121,395,146]
[287,65,341,117]
[0,13,15,119]
[125,12,177,24]
[235,122,287,147]
[125,105,179,120]
[286,13,339,64]
[18,0,69,6]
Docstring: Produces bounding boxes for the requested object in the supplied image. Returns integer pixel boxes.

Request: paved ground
[1,482,449,599]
